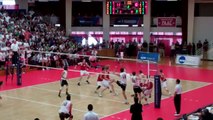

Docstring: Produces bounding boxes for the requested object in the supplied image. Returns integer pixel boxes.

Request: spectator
[175,41,180,55]
[200,109,213,120]
[10,40,19,65]
[149,42,154,52]
[130,97,143,120]
[83,104,99,120]
[142,40,148,52]
[192,42,196,55]
[187,42,192,55]
[203,39,209,59]
[196,40,202,55]
[170,42,175,58]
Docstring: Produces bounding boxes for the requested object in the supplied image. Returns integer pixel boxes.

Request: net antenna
[136,51,160,79]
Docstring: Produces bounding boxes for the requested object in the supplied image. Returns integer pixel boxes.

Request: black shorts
[61,80,68,87]
[59,112,73,120]
[116,81,126,91]
[133,86,142,93]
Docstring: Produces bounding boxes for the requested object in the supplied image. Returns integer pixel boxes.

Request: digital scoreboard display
[106,0,147,15]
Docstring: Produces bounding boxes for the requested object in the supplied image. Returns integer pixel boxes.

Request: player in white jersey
[138,70,146,84]
[131,72,142,102]
[116,68,129,104]
[59,94,73,120]
[58,66,69,97]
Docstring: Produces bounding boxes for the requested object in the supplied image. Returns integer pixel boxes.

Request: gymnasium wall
[193,17,213,45]
[15,0,28,10]
[194,17,213,60]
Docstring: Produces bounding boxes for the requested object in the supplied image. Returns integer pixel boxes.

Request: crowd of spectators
[108,39,211,59]
[0,8,212,71]
[0,9,99,70]
[181,104,213,120]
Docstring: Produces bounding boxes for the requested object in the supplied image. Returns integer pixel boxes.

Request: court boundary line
[1,94,106,117]
[1,74,210,93]
[100,83,213,119]
[30,86,125,104]
[1,71,212,119]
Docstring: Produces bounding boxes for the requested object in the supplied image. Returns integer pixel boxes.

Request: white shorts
[97,81,102,86]
[80,70,89,76]
[161,81,167,88]
[102,80,110,88]
[120,52,124,59]
[144,89,152,96]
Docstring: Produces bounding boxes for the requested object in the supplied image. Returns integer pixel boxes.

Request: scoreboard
[106,0,147,15]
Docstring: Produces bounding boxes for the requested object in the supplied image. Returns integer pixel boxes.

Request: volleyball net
[19,50,158,78]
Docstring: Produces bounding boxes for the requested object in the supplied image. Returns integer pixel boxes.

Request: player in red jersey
[141,76,153,105]
[77,59,91,86]
[94,67,105,94]
[98,66,110,97]
[159,69,171,95]
[104,66,117,96]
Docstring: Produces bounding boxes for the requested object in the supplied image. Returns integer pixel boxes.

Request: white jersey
[119,72,127,84]
[62,70,68,80]
[138,73,146,83]
[83,111,99,120]
[58,100,71,114]
[131,75,140,87]
[175,84,182,95]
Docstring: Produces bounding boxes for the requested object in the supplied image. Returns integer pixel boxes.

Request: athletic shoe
[77,83,80,86]
[123,100,129,104]
[58,94,61,97]
[86,80,90,84]
[174,113,180,116]
[109,90,112,93]
[99,93,102,97]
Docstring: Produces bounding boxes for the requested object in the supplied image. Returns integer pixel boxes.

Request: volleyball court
[0,49,212,120]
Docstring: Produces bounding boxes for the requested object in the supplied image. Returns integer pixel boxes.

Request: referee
[10,40,19,65]
[174,79,182,117]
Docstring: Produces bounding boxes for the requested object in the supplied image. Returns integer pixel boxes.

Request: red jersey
[105,72,110,80]
[160,73,166,81]
[146,82,153,90]
[97,73,104,82]
[80,63,87,70]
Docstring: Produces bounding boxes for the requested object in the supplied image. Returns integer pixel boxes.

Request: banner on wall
[157,17,176,27]
[137,51,160,62]
[175,55,201,66]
